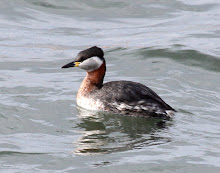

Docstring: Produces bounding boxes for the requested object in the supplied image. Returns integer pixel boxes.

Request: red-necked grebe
[62,46,176,118]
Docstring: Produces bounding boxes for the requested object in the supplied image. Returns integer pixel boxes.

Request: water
[1,0,220,172]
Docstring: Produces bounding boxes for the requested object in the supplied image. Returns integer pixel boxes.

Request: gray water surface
[1,0,220,172]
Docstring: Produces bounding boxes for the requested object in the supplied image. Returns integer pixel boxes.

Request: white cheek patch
[79,56,103,72]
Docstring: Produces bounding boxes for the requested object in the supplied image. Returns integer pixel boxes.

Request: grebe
[62,46,176,118]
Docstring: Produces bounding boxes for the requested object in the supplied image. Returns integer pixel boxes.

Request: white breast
[76,96,105,111]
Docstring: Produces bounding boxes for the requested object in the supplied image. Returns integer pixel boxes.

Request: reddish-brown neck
[77,62,106,97]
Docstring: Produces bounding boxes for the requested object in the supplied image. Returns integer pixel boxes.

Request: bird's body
[62,46,175,118]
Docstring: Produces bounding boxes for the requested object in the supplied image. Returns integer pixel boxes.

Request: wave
[138,46,220,72]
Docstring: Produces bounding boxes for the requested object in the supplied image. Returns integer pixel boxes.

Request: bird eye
[80,56,86,62]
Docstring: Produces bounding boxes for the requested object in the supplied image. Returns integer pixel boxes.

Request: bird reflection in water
[74,107,172,155]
